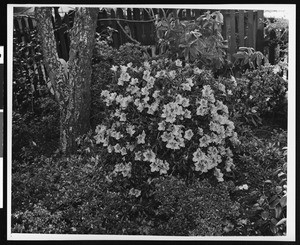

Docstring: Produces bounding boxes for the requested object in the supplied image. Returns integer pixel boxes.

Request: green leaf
[270,223,278,234]
[256,55,262,67]
[233,51,247,59]
[275,205,282,219]
[276,218,287,226]
[270,218,278,225]
[269,196,280,208]
[214,11,224,24]
[261,210,269,220]
[279,195,287,207]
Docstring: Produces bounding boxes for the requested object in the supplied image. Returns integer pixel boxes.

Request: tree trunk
[35,7,98,154]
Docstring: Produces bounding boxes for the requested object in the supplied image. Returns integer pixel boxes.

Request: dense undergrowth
[12,12,288,236]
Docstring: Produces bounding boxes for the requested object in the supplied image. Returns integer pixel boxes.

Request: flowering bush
[91,41,149,128]
[94,58,240,185]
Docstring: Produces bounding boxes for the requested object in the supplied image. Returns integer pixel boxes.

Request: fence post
[133,8,141,43]
[14,18,22,43]
[194,9,200,18]
[229,10,236,59]
[247,10,254,48]
[21,18,29,43]
[256,10,264,52]
[186,9,191,20]
[238,10,245,47]
[117,8,126,45]
[268,29,277,65]
[110,9,119,48]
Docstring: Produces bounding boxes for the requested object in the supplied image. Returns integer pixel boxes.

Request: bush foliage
[94,58,240,184]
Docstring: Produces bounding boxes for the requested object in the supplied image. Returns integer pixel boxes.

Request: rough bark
[35,7,98,154]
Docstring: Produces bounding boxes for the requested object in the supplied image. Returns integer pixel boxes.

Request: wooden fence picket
[229,10,237,59]
[238,11,245,47]
[247,10,254,48]
[256,10,264,52]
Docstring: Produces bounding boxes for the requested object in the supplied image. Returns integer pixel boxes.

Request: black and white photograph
[6,4,296,241]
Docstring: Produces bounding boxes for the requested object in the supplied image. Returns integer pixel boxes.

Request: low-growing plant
[226,129,287,236]
[12,202,68,234]
[151,176,240,236]
[12,97,60,164]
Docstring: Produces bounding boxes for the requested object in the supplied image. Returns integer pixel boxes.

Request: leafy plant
[232,47,268,72]
[218,64,288,129]
[226,129,287,236]
[155,10,228,70]
[13,29,49,114]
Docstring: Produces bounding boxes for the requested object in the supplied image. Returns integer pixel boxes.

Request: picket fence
[14,8,264,61]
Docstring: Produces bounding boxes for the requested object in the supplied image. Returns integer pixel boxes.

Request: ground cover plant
[12,7,289,236]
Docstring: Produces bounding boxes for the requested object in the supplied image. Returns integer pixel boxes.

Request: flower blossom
[137,130,146,144]
[143,149,156,163]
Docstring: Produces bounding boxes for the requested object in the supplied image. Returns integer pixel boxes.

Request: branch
[35,7,64,100]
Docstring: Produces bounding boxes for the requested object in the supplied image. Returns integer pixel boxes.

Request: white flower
[183,109,192,119]
[175,59,182,67]
[130,78,139,85]
[137,130,146,144]
[168,70,176,79]
[273,65,281,74]
[143,149,156,163]
[134,151,143,161]
[186,78,194,86]
[126,125,136,136]
[181,83,191,91]
[119,112,127,122]
[158,121,166,131]
[144,61,151,70]
[129,188,141,197]
[114,143,122,153]
[120,147,127,156]
[110,65,118,72]
[193,67,202,75]
[184,129,194,140]
[214,168,224,182]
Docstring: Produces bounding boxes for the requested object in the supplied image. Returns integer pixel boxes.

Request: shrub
[94,58,240,185]
[151,176,240,236]
[218,65,288,130]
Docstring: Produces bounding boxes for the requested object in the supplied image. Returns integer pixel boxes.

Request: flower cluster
[94,59,240,182]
